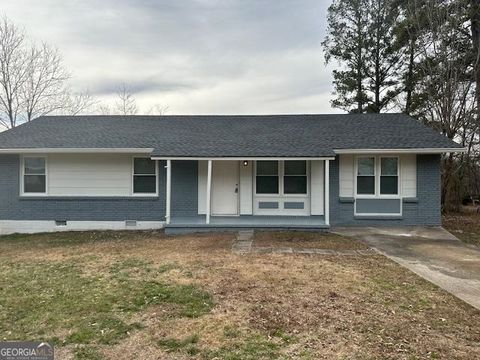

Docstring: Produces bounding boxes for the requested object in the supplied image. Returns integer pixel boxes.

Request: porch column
[165,160,172,225]
[206,160,212,224]
[324,159,330,226]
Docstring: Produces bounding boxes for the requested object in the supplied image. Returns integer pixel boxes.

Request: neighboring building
[0,114,464,234]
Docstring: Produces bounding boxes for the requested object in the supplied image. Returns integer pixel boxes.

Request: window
[256,161,279,194]
[255,160,308,195]
[284,160,307,194]
[380,157,398,195]
[133,158,157,194]
[357,157,375,195]
[23,157,46,194]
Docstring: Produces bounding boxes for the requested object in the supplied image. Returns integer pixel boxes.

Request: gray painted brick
[0,154,441,226]
[330,154,441,226]
[0,156,197,222]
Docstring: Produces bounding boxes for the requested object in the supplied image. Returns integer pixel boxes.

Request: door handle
[235,185,238,193]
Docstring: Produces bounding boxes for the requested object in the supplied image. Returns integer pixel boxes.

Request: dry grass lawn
[0,230,479,360]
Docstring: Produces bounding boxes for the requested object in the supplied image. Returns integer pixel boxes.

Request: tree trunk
[405,38,415,114]
[471,0,480,121]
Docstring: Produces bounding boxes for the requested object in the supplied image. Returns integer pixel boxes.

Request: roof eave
[0,148,155,154]
[333,147,467,154]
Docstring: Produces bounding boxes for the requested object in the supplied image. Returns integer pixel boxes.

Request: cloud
[0,0,340,114]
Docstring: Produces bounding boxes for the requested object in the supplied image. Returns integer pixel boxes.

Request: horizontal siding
[339,154,354,197]
[48,154,133,196]
[401,154,417,197]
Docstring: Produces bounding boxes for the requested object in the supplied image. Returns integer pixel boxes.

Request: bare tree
[115,83,138,115]
[147,103,170,115]
[0,16,71,128]
[22,43,70,121]
[64,90,97,115]
[408,0,476,211]
[0,16,29,129]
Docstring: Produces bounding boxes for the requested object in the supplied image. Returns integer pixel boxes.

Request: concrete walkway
[334,226,480,310]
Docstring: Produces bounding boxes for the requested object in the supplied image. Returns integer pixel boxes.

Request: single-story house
[0,113,464,235]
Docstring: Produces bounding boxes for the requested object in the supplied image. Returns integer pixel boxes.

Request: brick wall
[330,154,441,226]
[0,155,196,222]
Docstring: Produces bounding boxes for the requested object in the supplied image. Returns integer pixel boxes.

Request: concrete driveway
[334,226,480,310]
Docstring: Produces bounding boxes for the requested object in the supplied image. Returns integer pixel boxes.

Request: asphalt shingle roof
[0,113,463,157]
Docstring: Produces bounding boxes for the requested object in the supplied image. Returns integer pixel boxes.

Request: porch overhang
[151,156,336,161]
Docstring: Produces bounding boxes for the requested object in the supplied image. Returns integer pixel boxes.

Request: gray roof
[0,113,463,157]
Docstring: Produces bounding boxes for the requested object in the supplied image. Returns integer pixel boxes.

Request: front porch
[157,158,333,232]
[166,215,327,230]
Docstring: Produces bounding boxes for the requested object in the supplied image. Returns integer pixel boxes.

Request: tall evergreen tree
[323,0,403,113]
[364,0,403,112]
[322,0,369,113]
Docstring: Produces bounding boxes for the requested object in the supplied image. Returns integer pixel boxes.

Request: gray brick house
[0,113,464,234]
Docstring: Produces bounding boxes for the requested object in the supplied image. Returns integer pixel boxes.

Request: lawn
[0,230,479,359]
[443,207,480,246]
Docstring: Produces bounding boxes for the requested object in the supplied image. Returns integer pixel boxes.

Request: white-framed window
[356,157,375,195]
[355,156,399,197]
[22,156,47,195]
[380,157,399,195]
[255,160,308,196]
[132,157,158,195]
[256,161,279,194]
[284,160,307,194]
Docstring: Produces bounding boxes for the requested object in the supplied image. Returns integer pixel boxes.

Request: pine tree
[322,0,369,113]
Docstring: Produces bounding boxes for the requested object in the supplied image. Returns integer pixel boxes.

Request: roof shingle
[0,113,463,157]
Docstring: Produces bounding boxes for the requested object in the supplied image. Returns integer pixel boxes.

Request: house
[0,113,464,235]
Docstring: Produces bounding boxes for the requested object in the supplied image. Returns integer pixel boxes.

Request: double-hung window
[356,157,375,195]
[356,156,399,196]
[380,157,398,195]
[23,157,47,194]
[256,161,279,194]
[133,158,157,195]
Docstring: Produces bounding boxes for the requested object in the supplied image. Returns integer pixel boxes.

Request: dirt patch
[253,231,369,250]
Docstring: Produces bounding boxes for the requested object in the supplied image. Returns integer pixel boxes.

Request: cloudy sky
[1,0,341,115]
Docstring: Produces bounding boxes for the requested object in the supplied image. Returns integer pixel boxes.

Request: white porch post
[324,159,330,226]
[206,160,212,224]
[165,160,171,225]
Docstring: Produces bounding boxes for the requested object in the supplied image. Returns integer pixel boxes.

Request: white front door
[212,161,239,215]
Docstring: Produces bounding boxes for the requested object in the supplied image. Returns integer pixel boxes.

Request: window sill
[403,197,418,203]
[354,215,403,220]
[339,197,355,203]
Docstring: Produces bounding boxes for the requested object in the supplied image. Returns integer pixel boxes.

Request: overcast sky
[1,0,341,115]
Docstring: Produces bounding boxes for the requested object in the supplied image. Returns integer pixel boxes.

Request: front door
[212,161,239,215]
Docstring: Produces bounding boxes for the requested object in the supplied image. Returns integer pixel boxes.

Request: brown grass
[1,230,479,359]
[253,231,369,250]
[443,208,480,246]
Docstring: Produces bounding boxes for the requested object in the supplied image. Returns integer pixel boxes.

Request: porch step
[232,230,254,253]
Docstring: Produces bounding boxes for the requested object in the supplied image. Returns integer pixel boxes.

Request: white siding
[310,160,324,215]
[47,154,133,196]
[240,161,253,215]
[339,154,354,197]
[197,160,207,214]
[401,154,417,197]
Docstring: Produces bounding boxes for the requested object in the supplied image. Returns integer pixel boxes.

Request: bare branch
[114,83,138,115]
